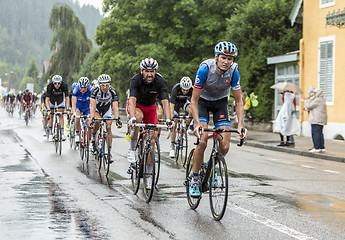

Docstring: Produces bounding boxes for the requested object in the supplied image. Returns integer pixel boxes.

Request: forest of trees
[0,0,302,121]
[0,0,102,91]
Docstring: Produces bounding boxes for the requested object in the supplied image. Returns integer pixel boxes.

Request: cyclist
[16,91,23,117]
[21,89,33,119]
[189,41,248,197]
[169,76,194,158]
[66,82,77,132]
[40,88,48,136]
[90,74,122,162]
[6,92,16,114]
[91,79,99,88]
[72,77,92,143]
[127,58,173,188]
[46,75,70,141]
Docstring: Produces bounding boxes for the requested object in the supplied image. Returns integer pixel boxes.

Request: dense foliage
[93,0,301,120]
[44,5,92,85]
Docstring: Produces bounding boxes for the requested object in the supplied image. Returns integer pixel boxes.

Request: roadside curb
[232,139,345,163]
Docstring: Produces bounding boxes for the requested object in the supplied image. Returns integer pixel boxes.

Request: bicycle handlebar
[93,117,120,121]
[196,127,245,146]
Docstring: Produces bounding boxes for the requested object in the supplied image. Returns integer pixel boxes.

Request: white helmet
[180,76,192,90]
[52,75,62,84]
[140,58,158,70]
[97,74,111,84]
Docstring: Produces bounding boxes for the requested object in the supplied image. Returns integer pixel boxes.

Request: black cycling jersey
[41,92,47,106]
[90,86,118,112]
[7,95,16,103]
[170,83,193,110]
[129,73,169,106]
[16,94,22,102]
[46,81,69,105]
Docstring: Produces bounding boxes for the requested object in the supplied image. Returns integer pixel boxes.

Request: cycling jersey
[129,73,169,106]
[7,95,16,103]
[16,94,23,102]
[46,81,69,105]
[194,59,240,101]
[21,94,33,105]
[72,85,91,113]
[90,86,118,115]
[170,83,193,112]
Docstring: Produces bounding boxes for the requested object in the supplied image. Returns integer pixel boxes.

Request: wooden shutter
[319,40,333,102]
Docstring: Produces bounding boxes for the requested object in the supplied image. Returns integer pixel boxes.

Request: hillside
[0,0,102,67]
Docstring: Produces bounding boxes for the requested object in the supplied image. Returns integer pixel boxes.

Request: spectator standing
[274,91,298,146]
[303,88,327,153]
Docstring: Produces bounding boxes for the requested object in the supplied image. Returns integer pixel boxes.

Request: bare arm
[233,88,247,137]
[161,99,171,120]
[72,97,77,113]
[191,88,202,124]
[112,101,120,119]
[128,96,137,119]
[90,98,96,120]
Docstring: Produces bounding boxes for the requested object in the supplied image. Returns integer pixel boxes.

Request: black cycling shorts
[198,97,231,128]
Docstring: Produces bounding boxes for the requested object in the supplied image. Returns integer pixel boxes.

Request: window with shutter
[319,37,334,104]
[320,0,335,8]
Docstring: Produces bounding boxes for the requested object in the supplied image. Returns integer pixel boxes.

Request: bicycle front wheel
[154,140,161,186]
[183,129,188,166]
[209,153,228,221]
[131,140,142,195]
[185,148,201,209]
[143,147,155,203]
[102,135,111,176]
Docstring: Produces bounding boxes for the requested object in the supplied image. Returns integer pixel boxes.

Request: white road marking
[229,205,317,240]
[300,165,314,169]
[323,169,339,174]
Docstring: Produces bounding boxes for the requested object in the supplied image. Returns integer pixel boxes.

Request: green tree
[44,4,92,85]
[226,0,302,120]
[95,0,245,102]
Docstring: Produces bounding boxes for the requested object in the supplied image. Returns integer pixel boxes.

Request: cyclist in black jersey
[40,88,48,136]
[90,74,122,161]
[189,41,248,197]
[127,58,174,187]
[46,75,70,141]
[169,76,193,158]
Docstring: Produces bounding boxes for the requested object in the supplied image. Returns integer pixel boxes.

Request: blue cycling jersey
[72,85,91,111]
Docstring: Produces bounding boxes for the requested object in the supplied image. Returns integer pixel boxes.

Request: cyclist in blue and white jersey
[189,41,248,197]
[72,77,91,143]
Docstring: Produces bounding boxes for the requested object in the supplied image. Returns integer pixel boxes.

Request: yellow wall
[301,1,345,124]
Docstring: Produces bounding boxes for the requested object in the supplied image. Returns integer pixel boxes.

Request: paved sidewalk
[232,131,345,163]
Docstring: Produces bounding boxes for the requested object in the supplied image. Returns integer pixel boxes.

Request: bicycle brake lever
[194,127,202,145]
[237,128,246,146]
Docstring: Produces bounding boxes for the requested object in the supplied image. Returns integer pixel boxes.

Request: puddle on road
[297,194,345,219]
[0,129,106,239]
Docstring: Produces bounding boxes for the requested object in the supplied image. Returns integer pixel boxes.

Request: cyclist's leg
[75,110,82,132]
[127,107,143,163]
[156,103,163,137]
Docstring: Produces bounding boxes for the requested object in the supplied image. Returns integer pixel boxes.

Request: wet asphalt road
[1,109,345,240]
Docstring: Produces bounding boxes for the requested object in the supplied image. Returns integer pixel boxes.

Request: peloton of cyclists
[45,75,70,141]
[189,41,248,197]
[90,74,122,162]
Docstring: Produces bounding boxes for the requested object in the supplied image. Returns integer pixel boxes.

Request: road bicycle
[130,123,168,203]
[173,115,193,166]
[77,115,90,164]
[185,127,245,221]
[93,118,120,176]
[23,104,31,126]
[50,108,68,155]
[68,115,77,150]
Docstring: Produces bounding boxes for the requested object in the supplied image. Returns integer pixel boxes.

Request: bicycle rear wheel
[102,135,111,176]
[154,139,161,186]
[185,148,201,209]
[209,153,228,221]
[143,147,155,203]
